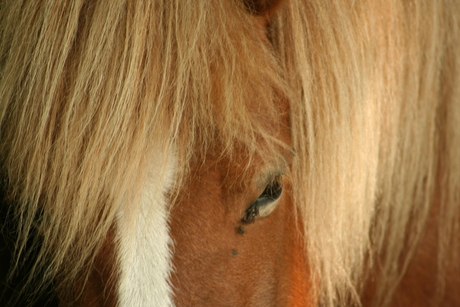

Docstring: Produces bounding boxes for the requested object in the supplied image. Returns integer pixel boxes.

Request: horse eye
[242,178,283,224]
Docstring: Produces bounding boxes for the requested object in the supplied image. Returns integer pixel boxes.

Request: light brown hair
[0,0,459,306]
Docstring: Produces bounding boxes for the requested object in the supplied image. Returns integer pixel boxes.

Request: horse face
[0,0,310,305]
[166,2,311,305]
[169,103,311,307]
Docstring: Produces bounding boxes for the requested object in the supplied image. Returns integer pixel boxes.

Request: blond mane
[0,0,459,306]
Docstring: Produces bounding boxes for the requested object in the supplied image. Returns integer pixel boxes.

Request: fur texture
[116,149,175,307]
[0,0,459,306]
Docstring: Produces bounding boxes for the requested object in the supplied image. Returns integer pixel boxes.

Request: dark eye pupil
[261,181,282,200]
[242,180,283,224]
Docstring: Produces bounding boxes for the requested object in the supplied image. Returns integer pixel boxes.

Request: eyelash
[260,176,283,200]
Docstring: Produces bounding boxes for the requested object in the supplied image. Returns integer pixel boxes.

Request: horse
[0,0,459,306]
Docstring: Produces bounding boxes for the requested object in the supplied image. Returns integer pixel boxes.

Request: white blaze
[117,150,176,307]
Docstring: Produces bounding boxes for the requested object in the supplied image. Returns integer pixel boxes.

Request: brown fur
[57,227,119,307]
[362,199,460,307]
[168,97,313,306]
[243,0,285,15]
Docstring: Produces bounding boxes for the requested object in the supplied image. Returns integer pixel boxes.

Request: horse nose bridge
[115,148,177,307]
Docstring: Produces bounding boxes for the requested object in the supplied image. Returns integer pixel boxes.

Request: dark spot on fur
[243,0,284,15]
[231,249,238,256]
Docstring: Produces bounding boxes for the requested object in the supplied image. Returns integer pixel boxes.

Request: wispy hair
[0,0,459,306]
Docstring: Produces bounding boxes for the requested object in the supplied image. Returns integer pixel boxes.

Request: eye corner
[242,202,259,224]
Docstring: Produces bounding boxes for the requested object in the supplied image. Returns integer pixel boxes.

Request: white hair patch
[116,149,176,307]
